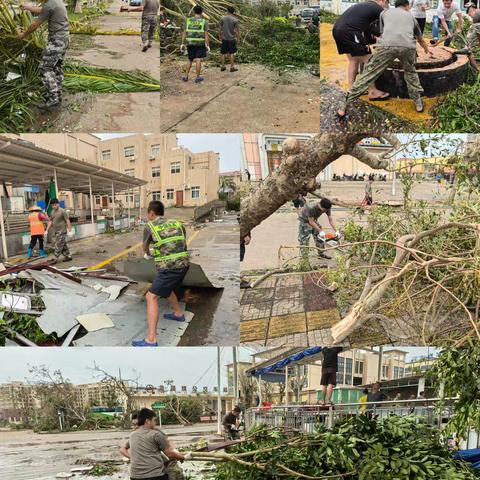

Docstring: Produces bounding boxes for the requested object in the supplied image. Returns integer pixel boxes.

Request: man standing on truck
[18,0,70,110]
[181,5,210,83]
[219,6,240,72]
[129,0,160,52]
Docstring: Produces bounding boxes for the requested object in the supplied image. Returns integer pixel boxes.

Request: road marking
[87,227,202,270]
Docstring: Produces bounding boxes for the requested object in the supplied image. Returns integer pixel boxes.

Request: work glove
[143,253,153,260]
[180,44,186,53]
[184,452,193,461]
[335,231,342,239]
[317,231,326,242]
[67,230,74,238]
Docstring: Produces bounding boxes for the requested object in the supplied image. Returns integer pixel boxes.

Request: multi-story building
[246,348,433,404]
[7,133,220,213]
[241,134,393,182]
[0,382,38,423]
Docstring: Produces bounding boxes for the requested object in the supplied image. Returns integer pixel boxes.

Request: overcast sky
[0,346,437,387]
[95,134,241,173]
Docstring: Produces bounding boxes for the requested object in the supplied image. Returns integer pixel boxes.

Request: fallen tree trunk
[240,133,395,239]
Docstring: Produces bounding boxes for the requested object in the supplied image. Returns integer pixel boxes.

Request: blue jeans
[432,16,453,45]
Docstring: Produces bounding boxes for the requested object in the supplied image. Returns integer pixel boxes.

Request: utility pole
[377,346,384,382]
[217,347,222,435]
[232,347,238,405]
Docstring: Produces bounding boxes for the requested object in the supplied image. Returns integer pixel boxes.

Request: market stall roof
[0,135,146,194]
[247,347,324,378]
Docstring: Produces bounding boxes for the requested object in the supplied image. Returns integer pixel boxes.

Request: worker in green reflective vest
[180,5,210,83]
[132,200,190,347]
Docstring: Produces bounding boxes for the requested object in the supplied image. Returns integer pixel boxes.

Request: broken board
[119,259,222,289]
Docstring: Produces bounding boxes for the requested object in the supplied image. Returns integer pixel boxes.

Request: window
[125,193,134,202]
[151,144,161,157]
[382,365,389,379]
[191,186,200,199]
[101,150,111,161]
[170,162,181,174]
[393,367,405,379]
[95,196,101,205]
[124,146,135,158]
[124,169,135,177]
[355,361,364,375]
[166,189,174,200]
[152,191,162,201]
[152,167,161,178]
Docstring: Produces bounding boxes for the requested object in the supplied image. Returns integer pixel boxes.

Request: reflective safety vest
[28,212,45,236]
[185,17,206,45]
[147,220,189,264]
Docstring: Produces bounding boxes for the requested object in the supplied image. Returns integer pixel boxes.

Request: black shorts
[332,27,371,57]
[220,39,237,54]
[187,44,207,61]
[321,368,337,386]
[131,475,168,480]
[149,267,188,298]
[240,243,246,262]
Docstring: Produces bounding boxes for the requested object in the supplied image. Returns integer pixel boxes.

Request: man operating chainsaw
[298,198,341,262]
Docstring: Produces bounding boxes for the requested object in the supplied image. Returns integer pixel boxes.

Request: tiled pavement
[240,271,399,347]
[241,272,346,346]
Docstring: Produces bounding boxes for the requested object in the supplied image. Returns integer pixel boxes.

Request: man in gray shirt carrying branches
[219,6,240,72]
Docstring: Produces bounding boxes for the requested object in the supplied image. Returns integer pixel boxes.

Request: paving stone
[303,283,337,311]
[303,271,327,286]
[348,318,390,346]
[241,288,275,305]
[271,297,305,316]
[255,277,278,289]
[240,301,272,321]
[276,275,303,288]
[266,332,309,347]
[268,313,306,337]
[240,319,268,343]
[306,309,340,330]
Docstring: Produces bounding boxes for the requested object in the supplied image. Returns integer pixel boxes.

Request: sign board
[151,402,166,410]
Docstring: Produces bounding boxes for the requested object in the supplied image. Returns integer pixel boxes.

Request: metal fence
[245,398,480,450]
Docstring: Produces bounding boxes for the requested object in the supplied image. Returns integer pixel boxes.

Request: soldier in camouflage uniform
[19,0,69,109]
[45,198,72,263]
[337,0,431,118]
[298,198,339,263]
[129,0,160,52]
[132,200,190,347]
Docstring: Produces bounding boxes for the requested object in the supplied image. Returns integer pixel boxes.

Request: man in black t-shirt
[222,406,241,439]
[320,347,343,405]
[332,0,389,101]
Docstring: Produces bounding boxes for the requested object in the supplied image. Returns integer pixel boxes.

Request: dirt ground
[0,424,217,480]
[320,23,442,131]
[160,58,319,133]
[36,0,160,132]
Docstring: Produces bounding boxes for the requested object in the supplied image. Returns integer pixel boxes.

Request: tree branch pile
[194,416,480,479]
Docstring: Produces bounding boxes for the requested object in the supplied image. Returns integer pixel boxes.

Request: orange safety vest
[28,212,45,236]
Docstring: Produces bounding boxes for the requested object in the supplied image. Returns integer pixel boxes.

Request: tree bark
[240,133,393,239]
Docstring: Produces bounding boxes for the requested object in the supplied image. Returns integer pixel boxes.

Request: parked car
[129,0,142,6]
[300,8,315,22]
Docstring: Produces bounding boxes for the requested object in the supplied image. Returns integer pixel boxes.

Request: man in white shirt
[431,0,463,46]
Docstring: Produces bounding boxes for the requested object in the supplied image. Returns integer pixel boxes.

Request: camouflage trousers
[54,231,70,259]
[40,36,69,105]
[141,15,157,45]
[298,222,324,259]
[341,47,423,109]
[165,461,185,480]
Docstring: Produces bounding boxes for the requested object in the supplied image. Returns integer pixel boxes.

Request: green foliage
[432,75,480,133]
[161,395,204,425]
[212,416,480,479]
[0,310,56,345]
[319,9,339,24]
[429,344,480,440]
[89,464,119,476]
[235,20,319,68]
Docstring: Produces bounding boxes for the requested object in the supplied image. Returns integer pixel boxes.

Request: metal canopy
[0,136,146,194]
